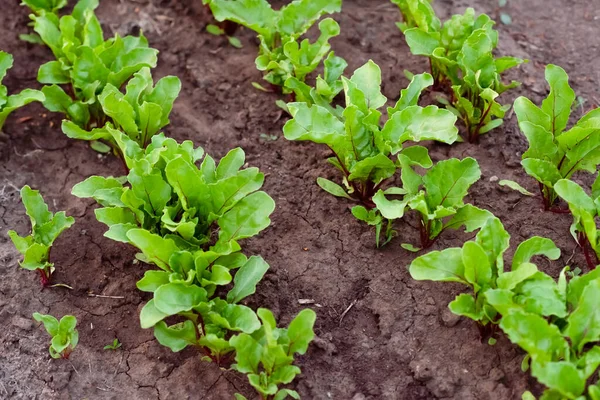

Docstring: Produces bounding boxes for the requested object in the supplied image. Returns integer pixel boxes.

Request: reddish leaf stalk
[469,101,494,143]
[578,232,599,270]
[476,321,497,343]
[419,217,437,249]
[61,347,73,359]
[539,183,570,213]
[38,269,51,288]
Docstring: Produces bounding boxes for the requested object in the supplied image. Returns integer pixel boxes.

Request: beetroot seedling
[33,313,78,359]
[8,186,74,287]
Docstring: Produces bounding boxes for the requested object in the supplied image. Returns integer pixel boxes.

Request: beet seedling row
[5,1,319,398]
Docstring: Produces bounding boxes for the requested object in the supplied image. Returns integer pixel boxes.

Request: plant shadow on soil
[1,0,600,399]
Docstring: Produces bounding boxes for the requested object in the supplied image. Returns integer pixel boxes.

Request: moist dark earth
[1,0,599,399]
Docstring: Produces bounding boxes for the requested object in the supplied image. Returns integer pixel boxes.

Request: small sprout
[206,24,243,48]
[33,313,78,359]
[206,24,225,35]
[227,36,242,49]
[103,338,122,351]
[8,185,75,287]
[259,133,278,142]
[499,13,512,25]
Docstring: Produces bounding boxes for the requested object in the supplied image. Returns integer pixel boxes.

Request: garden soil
[1,0,599,399]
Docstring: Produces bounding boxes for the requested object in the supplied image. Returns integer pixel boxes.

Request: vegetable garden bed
[1,0,599,399]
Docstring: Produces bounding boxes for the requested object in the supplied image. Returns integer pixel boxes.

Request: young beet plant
[505,270,600,400]
[509,64,600,212]
[409,216,563,340]
[369,157,492,251]
[19,0,67,43]
[23,0,163,148]
[231,308,316,400]
[72,132,315,398]
[410,215,600,397]
[0,51,45,131]
[404,8,525,142]
[21,0,66,14]
[283,60,459,246]
[554,177,600,269]
[391,0,439,33]
[33,313,78,359]
[62,66,181,158]
[208,0,346,105]
[8,185,75,287]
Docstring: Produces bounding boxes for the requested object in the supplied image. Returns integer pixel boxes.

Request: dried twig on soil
[339,299,358,327]
[87,293,125,299]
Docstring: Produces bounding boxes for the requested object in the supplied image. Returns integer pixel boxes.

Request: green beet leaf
[227,256,270,304]
[555,178,600,269]
[154,320,198,352]
[0,51,45,131]
[391,0,440,33]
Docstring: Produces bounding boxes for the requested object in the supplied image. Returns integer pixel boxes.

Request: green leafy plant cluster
[409,215,600,398]
[62,67,181,157]
[8,185,75,287]
[284,60,462,246]
[21,0,67,14]
[391,0,439,33]
[22,0,180,157]
[231,308,316,400]
[554,177,600,270]
[33,312,79,359]
[103,338,122,351]
[505,270,600,400]
[207,0,346,105]
[409,217,558,335]
[510,64,600,213]
[403,7,525,142]
[71,129,314,399]
[0,51,45,131]
[19,0,68,43]
[368,157,492,251]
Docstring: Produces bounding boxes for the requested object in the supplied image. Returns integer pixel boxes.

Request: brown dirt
[1,0,599,399]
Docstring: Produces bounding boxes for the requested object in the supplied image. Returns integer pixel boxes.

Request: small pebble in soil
[489,367,505,381]
[409,358,434,381]
[440,308,461,327]
[312,335,337,356]
[49,371,72,391]
[11,316,34,331]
